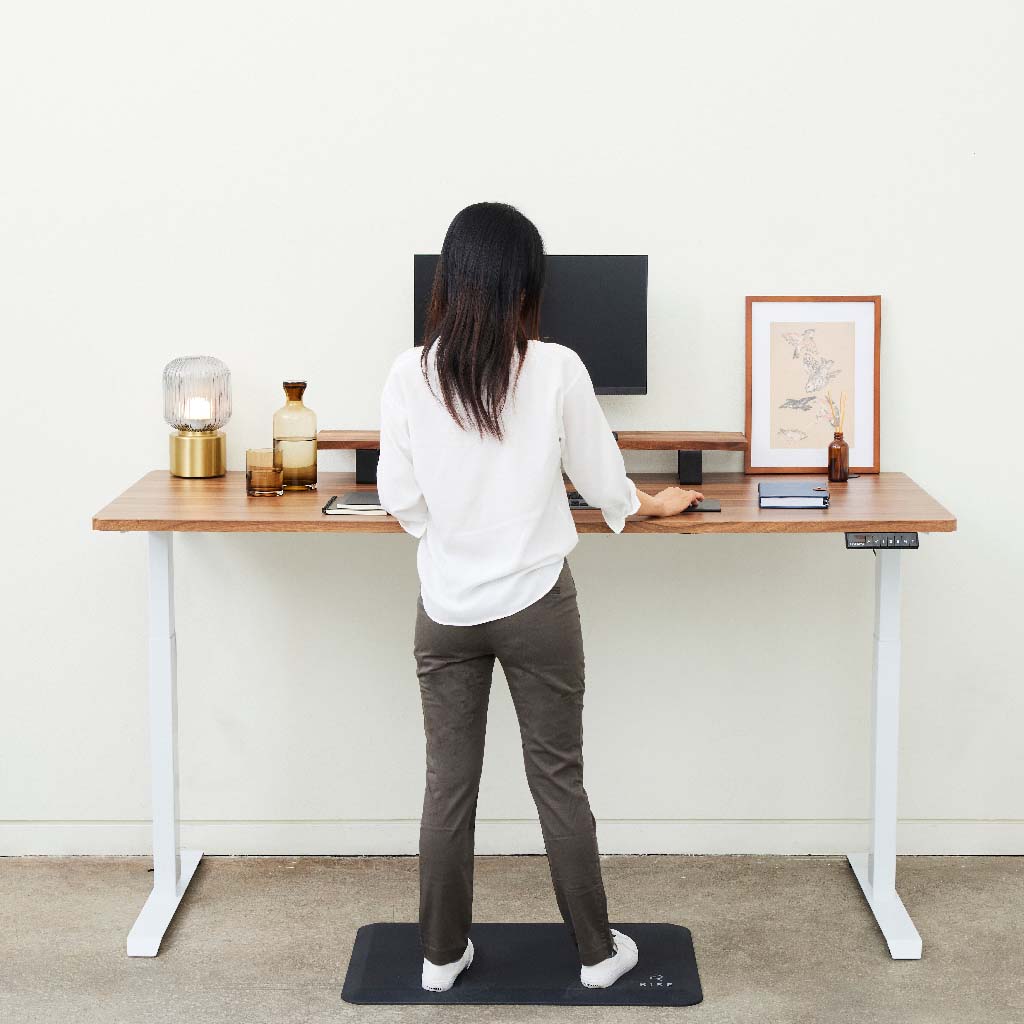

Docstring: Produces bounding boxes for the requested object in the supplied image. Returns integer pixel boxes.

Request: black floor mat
[342,922,702,1006]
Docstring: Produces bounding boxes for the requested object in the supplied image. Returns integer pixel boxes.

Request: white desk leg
[847,548,922,959]
[127,531,203,956]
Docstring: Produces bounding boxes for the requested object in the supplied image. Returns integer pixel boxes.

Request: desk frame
[96,471,953,960]
[849,549,921,958]
[128,536,920,960]
[126,532,203,956]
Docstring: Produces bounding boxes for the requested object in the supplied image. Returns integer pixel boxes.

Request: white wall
[2,1,1022,856]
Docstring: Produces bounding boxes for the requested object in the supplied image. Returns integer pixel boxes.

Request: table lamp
[163,356,232,477]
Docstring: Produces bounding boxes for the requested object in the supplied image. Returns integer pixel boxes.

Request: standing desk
[92,470,956,959]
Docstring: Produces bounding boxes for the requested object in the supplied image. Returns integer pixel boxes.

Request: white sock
[421,938,474,992]
[580,929,639,989]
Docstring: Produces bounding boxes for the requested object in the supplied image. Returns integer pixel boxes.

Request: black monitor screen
[413,254,647,394]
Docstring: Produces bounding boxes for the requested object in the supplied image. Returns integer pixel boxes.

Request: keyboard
[566,490,595,510]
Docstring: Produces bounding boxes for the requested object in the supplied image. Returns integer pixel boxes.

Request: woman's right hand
[635,486,704,516]
[655,487,704,515]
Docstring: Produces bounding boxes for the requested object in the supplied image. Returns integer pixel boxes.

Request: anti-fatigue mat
[342,922,702,1006]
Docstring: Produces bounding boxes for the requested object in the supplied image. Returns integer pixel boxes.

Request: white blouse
[377,340,640,626]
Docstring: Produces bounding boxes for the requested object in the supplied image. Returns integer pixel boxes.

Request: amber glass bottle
[828,431,850,482]
[273,381,317,490]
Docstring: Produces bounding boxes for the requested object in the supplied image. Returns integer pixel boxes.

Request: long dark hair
[421,202,545,440]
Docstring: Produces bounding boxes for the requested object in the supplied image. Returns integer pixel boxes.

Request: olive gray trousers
[413,559,616,967]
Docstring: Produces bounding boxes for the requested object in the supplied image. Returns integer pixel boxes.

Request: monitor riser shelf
[317,430,749,485]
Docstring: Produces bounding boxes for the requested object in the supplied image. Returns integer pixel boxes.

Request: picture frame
[745,296,880,474]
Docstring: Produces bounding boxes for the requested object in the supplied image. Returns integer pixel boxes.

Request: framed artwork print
[745,296,880,474]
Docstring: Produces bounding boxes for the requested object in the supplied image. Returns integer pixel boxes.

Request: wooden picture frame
[745,296,881,474]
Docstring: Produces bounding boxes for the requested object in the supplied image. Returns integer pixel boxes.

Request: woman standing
[377,203,702,992]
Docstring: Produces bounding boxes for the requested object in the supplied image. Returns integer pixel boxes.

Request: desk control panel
[845,532,919,550]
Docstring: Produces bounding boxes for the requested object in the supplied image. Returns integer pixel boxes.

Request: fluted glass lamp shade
[163,356,231,477]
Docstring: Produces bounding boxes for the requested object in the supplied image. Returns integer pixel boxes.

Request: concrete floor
[1,855,1021,1024]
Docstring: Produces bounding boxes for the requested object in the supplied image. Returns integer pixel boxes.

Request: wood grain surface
[316,430,384,450]
[318,429,749,452]
[93,471,956,535]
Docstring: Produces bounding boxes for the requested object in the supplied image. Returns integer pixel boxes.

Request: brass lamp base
[170,430,226,478]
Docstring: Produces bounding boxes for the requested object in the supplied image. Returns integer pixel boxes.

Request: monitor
[413,254,648,395]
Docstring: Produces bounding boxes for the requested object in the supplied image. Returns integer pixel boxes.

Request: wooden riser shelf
[318,429,748,485]
[318,429,747,451]
[317,430,384,450]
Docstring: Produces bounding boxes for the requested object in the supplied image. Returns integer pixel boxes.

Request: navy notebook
[758,481,830,509]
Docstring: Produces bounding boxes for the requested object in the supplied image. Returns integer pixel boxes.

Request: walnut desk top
[93,472,956,536]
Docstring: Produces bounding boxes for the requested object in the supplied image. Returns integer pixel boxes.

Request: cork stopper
[283,380,307,402]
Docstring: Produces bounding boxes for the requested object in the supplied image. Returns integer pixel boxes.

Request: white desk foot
[127,848,204,956]
[847,852,922,959]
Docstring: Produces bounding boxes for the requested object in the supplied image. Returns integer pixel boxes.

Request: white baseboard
[3,818,1023,856]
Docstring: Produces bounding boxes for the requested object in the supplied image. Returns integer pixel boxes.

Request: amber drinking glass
[246,448,284,496]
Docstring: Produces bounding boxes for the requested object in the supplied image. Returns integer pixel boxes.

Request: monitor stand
[320,430,749,488]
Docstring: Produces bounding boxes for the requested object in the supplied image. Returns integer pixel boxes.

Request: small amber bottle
[273,381,317,490]
[828,431,850,482]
